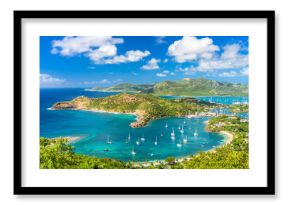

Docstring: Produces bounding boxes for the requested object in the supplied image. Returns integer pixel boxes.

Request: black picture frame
[14,10,275,195]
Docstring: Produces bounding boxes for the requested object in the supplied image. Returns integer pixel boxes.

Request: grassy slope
[86,93,209,115]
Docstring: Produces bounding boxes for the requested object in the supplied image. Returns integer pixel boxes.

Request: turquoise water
[162,95,249,119]
[40,89,245,162]
[161,95,248,105]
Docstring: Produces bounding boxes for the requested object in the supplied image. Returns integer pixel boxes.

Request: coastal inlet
[40,88,247,162]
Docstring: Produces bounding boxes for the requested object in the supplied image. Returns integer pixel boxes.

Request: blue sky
[40,36,249,88]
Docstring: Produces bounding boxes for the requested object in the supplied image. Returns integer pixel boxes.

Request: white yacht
[154,136,158,146]
[176,139,182,148]
[140,134,145,142]
[131,147,136,155]
[171,128,175,140]
[136,138,140,145]
[194,129,198,137]
[180,125,184,134]
[165,122,168,128]
[183,135,188,144]
[106,136,112,144]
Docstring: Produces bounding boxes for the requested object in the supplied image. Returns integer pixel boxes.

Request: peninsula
[52,93,216,128]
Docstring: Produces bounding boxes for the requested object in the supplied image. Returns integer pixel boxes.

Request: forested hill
[52,93,212,128]
[90,78,248,96]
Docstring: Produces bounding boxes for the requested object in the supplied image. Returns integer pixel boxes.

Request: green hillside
[90,78,248,96]
[52,93,214,128]
[92,83,153,93]
[151,78,248,96]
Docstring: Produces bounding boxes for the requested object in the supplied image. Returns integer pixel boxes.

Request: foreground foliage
[175,115,249,169]
[40,137,130,169]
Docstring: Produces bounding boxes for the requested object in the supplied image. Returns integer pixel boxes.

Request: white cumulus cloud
[103,50,150,64]
[141,58,160,70]
[176,43,249,76]
[240,67,249,76]
[99,79,109,84]
[81,79,110,86]
[218,71,238,77]
[51,36,150,65]
[176,66,197,75]
[40,74,65,87]
[156,70,175,77]
[156,36,166,44]
[87,44,117,62]
[168,36,219,63]
[156,73,167,77]
[218,66,249,78]
[51,36,123,56]
[196,44,248,71]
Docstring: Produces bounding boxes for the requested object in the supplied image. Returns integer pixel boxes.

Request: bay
[40,88,246,162]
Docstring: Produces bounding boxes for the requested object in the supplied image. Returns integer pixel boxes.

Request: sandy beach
[134,130,235,167]
[219,131,234,145]
[50,136,85,143]
[90,109,137,116]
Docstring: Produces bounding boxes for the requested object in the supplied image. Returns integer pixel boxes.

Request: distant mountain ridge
[92,83,153,93]
[89,78,248,96]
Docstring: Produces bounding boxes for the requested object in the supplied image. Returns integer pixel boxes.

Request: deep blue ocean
[40,88,248,162]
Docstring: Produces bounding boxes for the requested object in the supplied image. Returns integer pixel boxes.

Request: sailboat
[154,136,158,146]
[183,135,188,144]
[171,128,175,140]
[106,136,112,144]
[194,129,198,137]
[160,131,163,137]
[165,122,168,128]
[180,124,184,134]
[125,133,131,143]
[209,96,213,103]
[104,148,109,152]
[136,137,140,145]
[178,124,181,130]
[176,139,182,148]
[131,147,136,155]
[140,134,145,142]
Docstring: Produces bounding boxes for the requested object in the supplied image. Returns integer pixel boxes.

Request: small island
[52,93,217,128]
